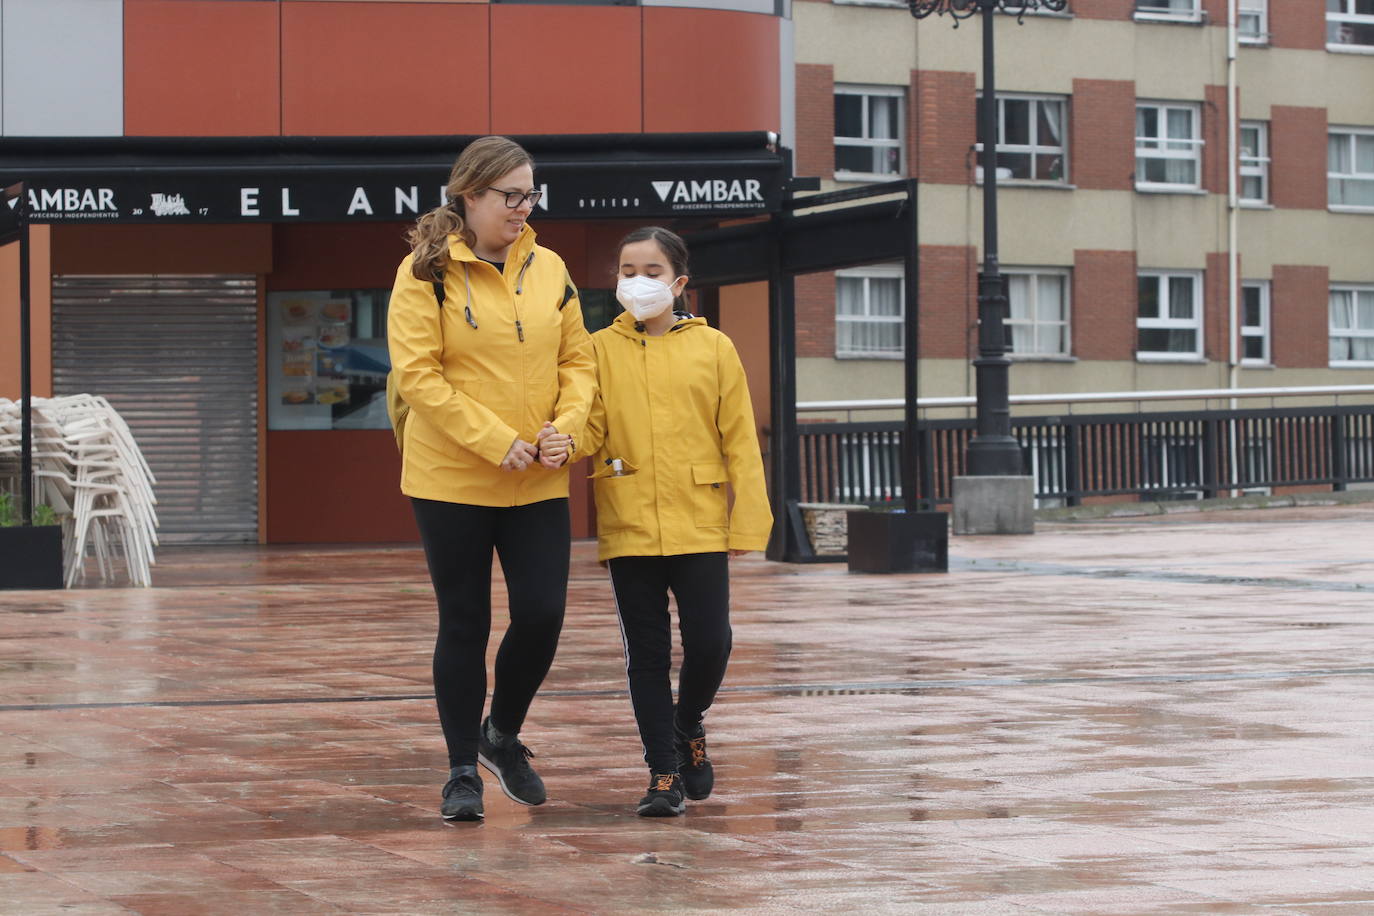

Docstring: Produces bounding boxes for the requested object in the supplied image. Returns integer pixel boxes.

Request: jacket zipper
[513,251,534,343]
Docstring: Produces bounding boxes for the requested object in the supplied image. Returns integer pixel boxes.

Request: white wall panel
[3,0,123,136]
[642,0,778,16]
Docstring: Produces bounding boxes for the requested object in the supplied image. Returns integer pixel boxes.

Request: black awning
[0,133,788,224]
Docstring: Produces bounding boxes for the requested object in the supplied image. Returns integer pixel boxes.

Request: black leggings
[608,553,731,774]
[411,497,569,767]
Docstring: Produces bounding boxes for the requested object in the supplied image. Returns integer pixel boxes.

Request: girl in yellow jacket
[550,226,772,817]
[388,137,595,822]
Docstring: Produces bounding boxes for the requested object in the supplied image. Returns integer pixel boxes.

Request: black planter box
[0,525,64,590]
[846,509,949,574]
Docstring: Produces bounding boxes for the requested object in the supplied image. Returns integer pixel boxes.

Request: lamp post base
[952,476,1035,535]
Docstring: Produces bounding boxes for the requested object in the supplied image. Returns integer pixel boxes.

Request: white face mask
[616,274,679,321]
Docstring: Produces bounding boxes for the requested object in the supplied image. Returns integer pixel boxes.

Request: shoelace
[653,774,677,793]
[497,741,536,769]
[688,737,707,767]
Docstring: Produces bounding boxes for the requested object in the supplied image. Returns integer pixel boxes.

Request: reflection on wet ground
[2,504,1374,913]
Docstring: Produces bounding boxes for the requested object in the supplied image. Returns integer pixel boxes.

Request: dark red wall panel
[125,0,281,136]
[643,9,779,133]
[282,2,491,136]
[490,5,642,135]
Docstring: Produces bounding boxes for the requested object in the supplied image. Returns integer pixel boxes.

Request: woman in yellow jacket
[388,137,595,821]
[550,226,772,817]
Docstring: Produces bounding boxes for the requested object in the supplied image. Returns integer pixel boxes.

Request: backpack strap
[432,270,446,308]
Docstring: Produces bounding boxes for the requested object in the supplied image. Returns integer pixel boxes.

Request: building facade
[0,0,794,544]
[791,0,1374,410]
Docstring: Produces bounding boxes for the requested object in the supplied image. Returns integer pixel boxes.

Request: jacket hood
[446,222,537,265]
[607,309,708,340]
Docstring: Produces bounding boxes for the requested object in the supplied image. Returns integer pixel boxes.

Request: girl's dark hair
[617,226,690,312]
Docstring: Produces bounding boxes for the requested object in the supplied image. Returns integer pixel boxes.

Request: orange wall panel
[266,430,418,542]
[282,2,490,136]
[124,0,281,136]
[643,9,779,133]
[490,6,641,135]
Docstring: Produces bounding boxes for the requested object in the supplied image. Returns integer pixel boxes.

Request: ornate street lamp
[908,0,1067,477]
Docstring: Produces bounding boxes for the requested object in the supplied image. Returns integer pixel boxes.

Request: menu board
[278,297,353,407]
[266,288,395,431]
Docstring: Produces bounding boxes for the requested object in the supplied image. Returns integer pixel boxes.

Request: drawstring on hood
[462,263,478,329]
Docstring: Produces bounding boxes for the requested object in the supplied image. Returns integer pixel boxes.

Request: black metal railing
[797,404,1374,507]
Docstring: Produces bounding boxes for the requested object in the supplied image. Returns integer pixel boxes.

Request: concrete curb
[1035,488,1374,522]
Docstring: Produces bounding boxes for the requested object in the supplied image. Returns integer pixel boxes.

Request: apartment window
[1137,272,1202,359]
[1003,270,1071,356]
[1239,122,1269,204]
[835,86,905,180]
[836,266,904,358]
[975,96,1068,183]
[1134,0,1201,22]
[1241,281,1270,365]
[1136,103,1202,190]
[1327,0,1374,49]
[1330,286,1374,365]
[1328,129,1374,209]
[1238,0,1267,42]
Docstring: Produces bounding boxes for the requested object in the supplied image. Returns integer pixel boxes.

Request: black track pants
[608,552,731,774]
[411,497,570,767]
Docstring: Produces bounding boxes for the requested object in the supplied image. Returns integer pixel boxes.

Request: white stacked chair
[0,396,159,588]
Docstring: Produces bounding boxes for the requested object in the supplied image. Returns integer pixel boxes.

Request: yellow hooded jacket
[387,225,596,506]
[581,311,773,562]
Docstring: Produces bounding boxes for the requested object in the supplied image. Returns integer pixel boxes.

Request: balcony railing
[795,386,1374,507]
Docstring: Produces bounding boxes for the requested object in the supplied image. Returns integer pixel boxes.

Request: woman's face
[462,163,535,256]
[618,240,687,297]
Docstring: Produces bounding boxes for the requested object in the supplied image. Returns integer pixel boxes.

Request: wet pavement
[1,503,1373,914]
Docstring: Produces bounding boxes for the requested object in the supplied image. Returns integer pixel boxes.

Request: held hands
[502,425,572,472]
[500,438,539,472]
[536,422,573,470]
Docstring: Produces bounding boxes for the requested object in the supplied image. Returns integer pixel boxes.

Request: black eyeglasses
[483,187,543,209]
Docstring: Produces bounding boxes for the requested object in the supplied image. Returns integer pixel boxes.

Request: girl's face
[619,239,687,297]
[462,164,535,256]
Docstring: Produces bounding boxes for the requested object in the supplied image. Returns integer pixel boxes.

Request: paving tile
[0,504,1372,911]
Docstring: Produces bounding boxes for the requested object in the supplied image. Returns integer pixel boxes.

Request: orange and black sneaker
[674,721,714,800]
[637,772,685,817]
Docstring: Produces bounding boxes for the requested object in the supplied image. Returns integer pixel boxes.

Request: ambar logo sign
[25,187,119,219]
[651,178,764,210]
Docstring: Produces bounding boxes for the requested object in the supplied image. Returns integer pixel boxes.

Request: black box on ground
[0,525,64,590]
[846,509,948,574]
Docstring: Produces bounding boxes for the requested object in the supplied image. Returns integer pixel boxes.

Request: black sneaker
[637,772,685,817]
[477,717,547,806]
[440,765,484,821]
[674,720,714,800]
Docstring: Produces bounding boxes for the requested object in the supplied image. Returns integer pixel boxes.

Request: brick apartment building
[790,0,1374,413]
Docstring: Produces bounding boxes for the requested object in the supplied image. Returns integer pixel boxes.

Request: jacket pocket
[691,462,729,529]
[593,471,640,533]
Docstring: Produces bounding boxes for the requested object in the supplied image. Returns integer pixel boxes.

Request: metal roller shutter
[51,275,259,543]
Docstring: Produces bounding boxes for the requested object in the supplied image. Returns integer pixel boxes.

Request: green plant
[0,492,62,527]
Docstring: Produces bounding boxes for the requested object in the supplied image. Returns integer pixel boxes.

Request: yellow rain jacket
[581,311,773,561]
[387,225,595,506]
